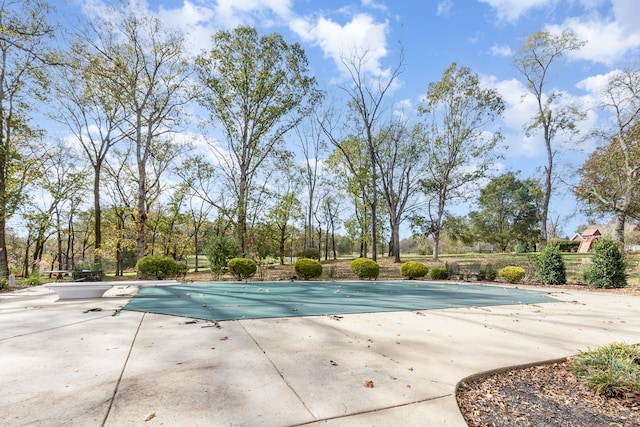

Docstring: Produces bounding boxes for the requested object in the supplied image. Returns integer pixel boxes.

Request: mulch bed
[456,359,640,427]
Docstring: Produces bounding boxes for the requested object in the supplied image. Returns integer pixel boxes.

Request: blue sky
[62,0,640,238]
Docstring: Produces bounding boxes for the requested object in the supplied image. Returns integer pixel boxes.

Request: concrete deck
[1,283,638,426]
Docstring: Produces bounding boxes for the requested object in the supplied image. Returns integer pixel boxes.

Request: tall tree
[514,30,585,248]
[0,0,56,278]
[414,63,504,260]
[326,137,373,257]
[295,117,326,250]
[374,119,421,262]
[96,5,191,260]
[53,35,130,263]
[470,172,540,252]
[574,68,640,243]
[195,26,320,255]
[322,49,403,261]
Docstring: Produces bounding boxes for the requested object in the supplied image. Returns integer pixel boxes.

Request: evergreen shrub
[480,264,497,281]
[228,257,257,280]
[295,258,323,280]
[535,244,566,285]
[498,266,526,283]
[350,258,380,280]
[136,256,180,279]
[429,266,448,280]
[585,237,627,289]
[205,236,240,277]
[400,261,429,279]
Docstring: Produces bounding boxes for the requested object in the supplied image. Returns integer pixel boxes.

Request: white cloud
[483,75,594,158]
[290,13,389,77]
[546,17,640,66]
[575,71,619,96]
[361,0,388,11]
[490,44,513,57]
[214,0,293,28]
[437,0,453,16]
[478,0,555,22]
[157,1,217,55]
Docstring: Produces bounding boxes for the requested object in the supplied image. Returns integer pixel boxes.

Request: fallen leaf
[144,412,155,421]
[362,380,374,388]
[220,336,228,340]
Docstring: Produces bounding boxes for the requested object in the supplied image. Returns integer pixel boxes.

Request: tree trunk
[93,163,102,263]
[432,228,441,261]
[613,211,626,244]
[0,220,10,278]
[135,129,148,261]
[392,220,401,263]
[279,225,286,266]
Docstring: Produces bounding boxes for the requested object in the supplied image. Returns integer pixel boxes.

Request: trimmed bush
[400,261,429,279]
[350,258,380,280]
[585,237,627,289]
[535,243,566,285]
[136,256,180,279]
[295,258,323,280]
[429,266,448,280]
[548,238,580,252]
[228,257,257,280]
[498,266,526,283]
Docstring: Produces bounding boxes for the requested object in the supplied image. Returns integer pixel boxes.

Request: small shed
[576,227,601,253]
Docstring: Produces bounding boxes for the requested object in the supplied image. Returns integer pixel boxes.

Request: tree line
[1,1,638,280]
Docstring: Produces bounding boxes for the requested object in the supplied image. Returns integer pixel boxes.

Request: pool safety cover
[122,281,558,321]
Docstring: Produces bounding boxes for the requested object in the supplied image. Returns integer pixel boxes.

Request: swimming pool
[122,280,558,321]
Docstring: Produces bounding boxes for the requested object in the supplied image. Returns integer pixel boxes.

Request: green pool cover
[122,281,558,321]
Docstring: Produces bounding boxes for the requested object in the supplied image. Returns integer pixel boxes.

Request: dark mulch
[456,359,640,427]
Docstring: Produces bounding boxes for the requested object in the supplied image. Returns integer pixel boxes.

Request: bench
[446,262,482,281]
[44,280,180,299]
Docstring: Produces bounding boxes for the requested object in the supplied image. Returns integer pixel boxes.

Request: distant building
[573,227,601,253]
[572,223,640,252]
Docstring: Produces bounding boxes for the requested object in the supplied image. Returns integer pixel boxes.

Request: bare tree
[514,30,585,248]
[575,68,640,243]
[374,119,422,262]
[324,49,403,261]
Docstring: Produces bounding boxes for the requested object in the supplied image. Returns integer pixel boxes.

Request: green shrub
[549,238,580,252]
[429,266,448,280]
[24,271,42,286]
[400,261,429,279]
[498,266,526,283]
[228,257,257,280]
[570,342,640,398]
[535,244,566,285]
[136,256,180,280]
[294,258,323,280]
[479,264,497,281]
[350,258,380,280]
[205,236,240,277]
[297,247,320,260]
[586,237,627,289]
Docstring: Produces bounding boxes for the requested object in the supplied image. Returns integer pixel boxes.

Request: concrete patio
[1,283,638,426]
